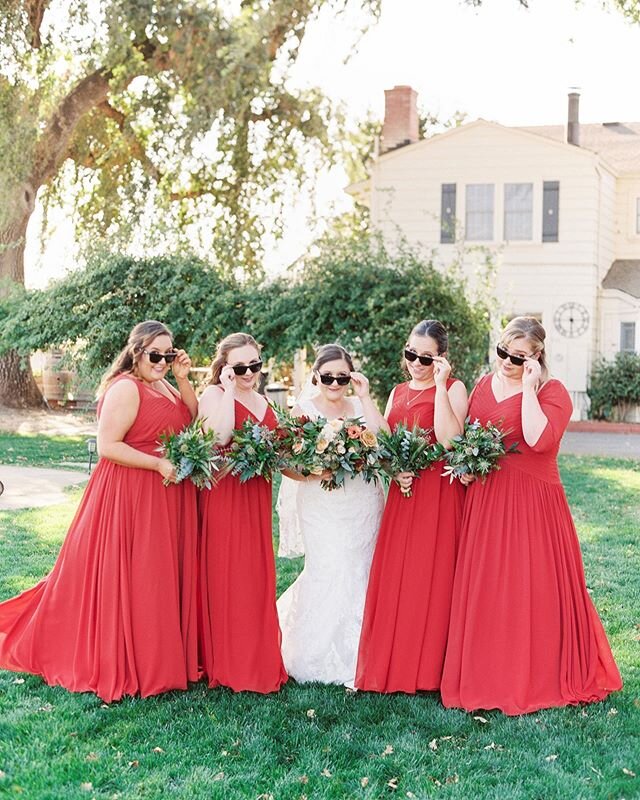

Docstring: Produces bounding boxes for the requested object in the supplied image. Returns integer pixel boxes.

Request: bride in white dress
[277,343,386,687]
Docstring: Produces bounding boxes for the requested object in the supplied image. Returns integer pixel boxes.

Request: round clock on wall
[553,302,590,338]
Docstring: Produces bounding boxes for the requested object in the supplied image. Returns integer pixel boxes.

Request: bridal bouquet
[280,413,385,491]
[227,418,287,482]
[441,418,519,484]
[157,418,223,489]
[378,423,445,498]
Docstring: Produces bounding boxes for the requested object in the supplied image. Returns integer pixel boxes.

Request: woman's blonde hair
[498,316,549,385]
[208,332,261,385]
[97,320,173,396]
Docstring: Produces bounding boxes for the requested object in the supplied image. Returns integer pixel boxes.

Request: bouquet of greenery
[280,412,385,491]
[378,423,445,497]
[157,418,222,489]
[227,418,287,482]
[441,418,519,484]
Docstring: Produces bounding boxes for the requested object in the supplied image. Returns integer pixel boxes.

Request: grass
[0,432,94,469]
[0,438,638,799]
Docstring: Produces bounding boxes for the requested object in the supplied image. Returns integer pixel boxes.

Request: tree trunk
[0,187,45,408]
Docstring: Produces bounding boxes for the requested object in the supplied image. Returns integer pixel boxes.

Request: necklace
[406,383,433,407]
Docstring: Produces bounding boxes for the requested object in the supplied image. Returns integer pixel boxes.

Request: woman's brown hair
[208,332,261,386]
[97,320,172,396]
[311,343,354,384]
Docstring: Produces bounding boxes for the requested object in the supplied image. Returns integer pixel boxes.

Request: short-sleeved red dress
[0,376,199,702]
[199,400,287,693]
[440,375,622,715]
[355,380,465,693]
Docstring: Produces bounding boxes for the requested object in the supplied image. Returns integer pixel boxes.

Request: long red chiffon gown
[355,380,465,693]
[0,376,199,702]
[441,374,622,715]
[199,400,287,693]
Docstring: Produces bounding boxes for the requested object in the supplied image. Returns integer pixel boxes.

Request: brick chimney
[381,86,419,153]
[567,90,580,146]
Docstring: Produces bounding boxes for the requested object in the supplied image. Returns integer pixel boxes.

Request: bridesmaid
[441,316,622,715]
[0,320,200,702]
[198,332,287,693]
[356,319,468,693]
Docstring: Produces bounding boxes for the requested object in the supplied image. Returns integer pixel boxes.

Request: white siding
[613,176,640,259]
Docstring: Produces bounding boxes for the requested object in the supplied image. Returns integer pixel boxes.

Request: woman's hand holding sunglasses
[171,349,192,382]
[432,356,452,387]
[522,357,542,389]
[349,371,370,398]
[220,365,237,392]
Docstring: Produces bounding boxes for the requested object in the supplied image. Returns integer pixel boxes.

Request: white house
[347,86,640,419]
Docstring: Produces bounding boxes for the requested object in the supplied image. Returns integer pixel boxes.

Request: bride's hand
[307,469,333,482]
[350,372,370,398]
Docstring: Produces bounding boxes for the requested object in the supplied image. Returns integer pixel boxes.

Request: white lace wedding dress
[276,396,384,687]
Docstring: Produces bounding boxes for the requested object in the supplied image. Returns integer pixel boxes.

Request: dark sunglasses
[319,373,351,386]
[496,344,530,366]
[143,349,177,364]
[404,348,434,366]
[232,360,263,375]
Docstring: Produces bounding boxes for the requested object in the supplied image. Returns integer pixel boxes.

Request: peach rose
[360,429,378,448]
[346,425,362,439]
[315,438,330,454]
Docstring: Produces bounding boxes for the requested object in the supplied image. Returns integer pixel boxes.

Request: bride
[277,343,385,687]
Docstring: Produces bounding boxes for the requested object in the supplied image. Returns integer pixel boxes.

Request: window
[636,198,640,235]
[440,184,456,243]
[621,322,636,353]
[542,181,559,242]
[466,184,494,241]
[504,183,533,240]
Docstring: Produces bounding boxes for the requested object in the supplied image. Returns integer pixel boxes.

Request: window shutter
[543,181,559,242]
[440,184,456,243]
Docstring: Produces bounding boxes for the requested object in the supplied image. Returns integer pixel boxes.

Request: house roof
[602,260,640,298]
[517,123,640,174]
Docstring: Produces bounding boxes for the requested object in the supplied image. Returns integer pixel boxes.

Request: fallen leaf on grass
[387,777,399,790]
[445,774,459,784]
[429,776,442,787]
[38,703,54,712]
[473,716,488,724]
[256,794,273,800]
[213,772,225,781]
[100,703,110,709]
[299,775,309,784]
[85,753,99,762]
[622,768,636,777]
[483,742,503,751]
[128,761,139,769]
[440,736,453,741]
[80,783,93,792]
[152,747,164,754]
[608,708,618,716]
[360,777,369,787]
[589,766,603,778]
[0,771,6,780]
[381,745,394,757]
[306,709,316,718]
[12,678,24,685]
[428,739,438,751]
[321,768,332,778]
[545,754,558,762]
[406,793,416,798]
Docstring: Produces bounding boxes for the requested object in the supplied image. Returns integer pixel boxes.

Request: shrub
[588,352,640,421]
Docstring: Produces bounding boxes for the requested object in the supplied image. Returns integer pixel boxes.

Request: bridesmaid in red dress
[356,319,468,693]
[0,321,200,702]
[198,332,287,693]
[441,316,622,715]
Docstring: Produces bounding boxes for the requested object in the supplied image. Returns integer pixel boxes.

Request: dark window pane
[543,181,559,242]
[441,183,456,243]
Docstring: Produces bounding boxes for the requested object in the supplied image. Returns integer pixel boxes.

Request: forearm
[176,376,198,419]
[358,395,390,434]
[521,386,548,446]
[201,391,236,444]
[433,385,463,446]
[97,440,161,472]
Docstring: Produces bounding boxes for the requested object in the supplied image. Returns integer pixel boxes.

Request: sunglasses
[404,348,434,366]
[496,345,531,366]
[143,349,177,364]
[232,360,263,376]
[318,373,351,386]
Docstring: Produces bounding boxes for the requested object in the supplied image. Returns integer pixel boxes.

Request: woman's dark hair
[311,343,354,384]
[97,320,172,395]
[408,319,448,354]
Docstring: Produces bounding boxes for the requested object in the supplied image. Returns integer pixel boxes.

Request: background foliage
[587,352,640,422]
[0,233,491,400]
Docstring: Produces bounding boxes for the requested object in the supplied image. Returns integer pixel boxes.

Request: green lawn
[0,436,638,799]
[0,432,94,469]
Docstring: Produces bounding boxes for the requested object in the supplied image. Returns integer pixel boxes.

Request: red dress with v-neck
[440,374,622,715]
[355,380,465,693]
[0,375,199,702]
[199,400,287,692]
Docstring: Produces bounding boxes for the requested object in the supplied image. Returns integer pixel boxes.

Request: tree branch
[26,0,49,48]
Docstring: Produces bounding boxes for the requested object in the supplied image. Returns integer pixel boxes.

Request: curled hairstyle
[311,343,354,385]
[499,316,549,385]
[97,320,172,396]
[208,332,261,385]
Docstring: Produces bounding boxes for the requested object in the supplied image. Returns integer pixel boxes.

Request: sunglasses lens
[419,355,434,366]
[249,361,263,374]
[496,345,508,360]
[404,349,418,362]
[165,353,177,364]
[319,374,334,385]
[337,376,351,385]
[232,365,247,375]
[511,355,526,366]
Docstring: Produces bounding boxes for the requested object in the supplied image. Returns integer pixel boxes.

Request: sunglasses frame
[496,344,531,367]
[143,349,178,364]
[404,348,435,367]
[318,373,351,386]
[231,360,263,376]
